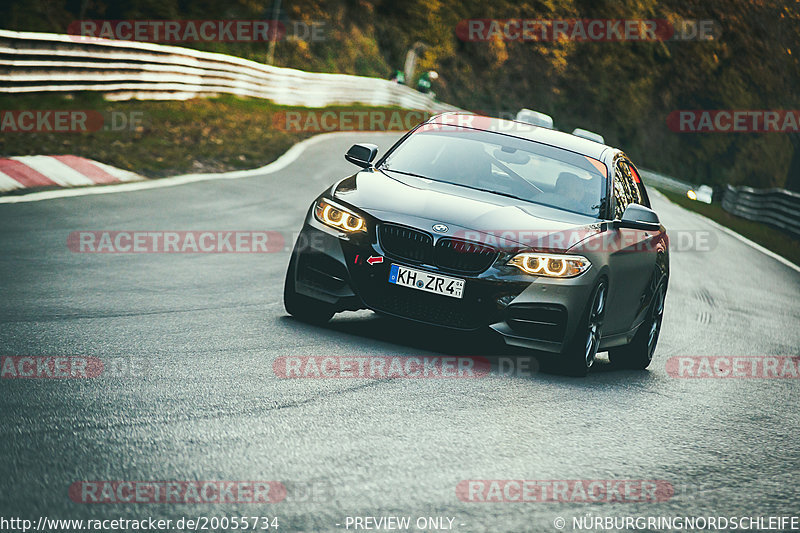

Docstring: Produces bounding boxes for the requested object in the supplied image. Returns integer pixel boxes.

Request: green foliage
[3,0,798,188]
[0,93,413,177]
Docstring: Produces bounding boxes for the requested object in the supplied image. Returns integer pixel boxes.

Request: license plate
[388,264,465,299]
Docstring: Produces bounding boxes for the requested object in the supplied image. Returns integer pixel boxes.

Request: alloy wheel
[584,283,607,369]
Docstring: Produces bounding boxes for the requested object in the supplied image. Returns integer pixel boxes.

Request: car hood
[332,170,603,252]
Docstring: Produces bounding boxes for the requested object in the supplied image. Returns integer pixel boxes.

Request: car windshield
[380,125,607,217]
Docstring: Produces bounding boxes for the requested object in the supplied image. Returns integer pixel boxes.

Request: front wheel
[558,280,607,377]
[609,280,666,370]
[283,254,335,324]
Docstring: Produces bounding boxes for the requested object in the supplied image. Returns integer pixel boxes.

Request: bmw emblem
[432,223,449,233]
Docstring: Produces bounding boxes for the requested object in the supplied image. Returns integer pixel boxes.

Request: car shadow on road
[278,310,658,385]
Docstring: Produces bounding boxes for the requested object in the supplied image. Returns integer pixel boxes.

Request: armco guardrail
[639,169,695,195]
[640,169,800,239]
[721,185,800,239]
[0,29,458,111]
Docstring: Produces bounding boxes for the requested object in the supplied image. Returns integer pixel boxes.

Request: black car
[284,113,669,376]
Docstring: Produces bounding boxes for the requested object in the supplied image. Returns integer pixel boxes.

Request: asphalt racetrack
[1,133,799,532]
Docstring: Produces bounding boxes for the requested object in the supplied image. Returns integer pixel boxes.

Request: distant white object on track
[648,188,800,274]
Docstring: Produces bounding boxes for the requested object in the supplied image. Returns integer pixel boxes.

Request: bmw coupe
[284,113,669,376]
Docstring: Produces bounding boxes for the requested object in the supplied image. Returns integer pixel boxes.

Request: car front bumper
[289,214,602,354]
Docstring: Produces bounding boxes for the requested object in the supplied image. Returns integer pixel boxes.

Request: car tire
[283,254,336,324]
[609,279,666,370]
[558,279,607,377]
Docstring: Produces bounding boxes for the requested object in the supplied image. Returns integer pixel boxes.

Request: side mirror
[345,143,378,168]
[616,204,661,231]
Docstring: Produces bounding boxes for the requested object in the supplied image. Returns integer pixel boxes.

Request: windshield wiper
[380,170,596,215]
[380,167,432,180]
[448,182,598,217]
[437,180,533,203]
[383,171,531,202]
[479,189,530,202]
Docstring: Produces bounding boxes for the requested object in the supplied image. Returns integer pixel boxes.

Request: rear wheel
[283,254,335,324]
[609,280,666,370]
[559,280,607,377]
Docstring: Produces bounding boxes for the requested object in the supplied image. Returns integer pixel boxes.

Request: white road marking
[3,133,796,275]
[700,216,800,274]
[11,156,96,186]
[0,131,363,204]
[652,188,800,274]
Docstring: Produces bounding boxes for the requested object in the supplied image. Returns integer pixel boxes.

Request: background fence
[639,169,696,196]
[0,29,457,111]
[641,170,800,240]
[721,185,800,239]
[2,29,799,240]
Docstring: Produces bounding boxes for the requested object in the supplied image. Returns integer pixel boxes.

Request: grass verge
[0,93,419,178]
[659,189,800,267]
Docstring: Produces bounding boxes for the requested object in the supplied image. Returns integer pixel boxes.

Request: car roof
[425,113,613,161]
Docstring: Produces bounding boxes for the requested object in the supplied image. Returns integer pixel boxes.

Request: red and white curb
[0,155,143,193]
[0,131,349,204]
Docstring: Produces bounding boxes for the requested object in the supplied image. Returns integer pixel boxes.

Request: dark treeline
[5,0,799,189]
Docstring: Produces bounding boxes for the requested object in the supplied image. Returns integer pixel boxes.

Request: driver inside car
[532,171,594,214]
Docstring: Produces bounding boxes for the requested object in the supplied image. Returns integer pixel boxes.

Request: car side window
[613,160,642,219]
[626,162,651,208]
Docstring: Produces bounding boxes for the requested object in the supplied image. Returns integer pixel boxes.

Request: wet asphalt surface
[1,133,799,532]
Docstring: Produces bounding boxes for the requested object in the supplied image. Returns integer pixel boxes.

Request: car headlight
[314,199,367,233]
[508,253,591,278]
